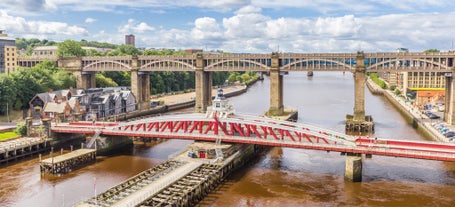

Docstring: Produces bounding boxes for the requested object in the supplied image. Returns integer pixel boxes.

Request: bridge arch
[281,58,355,71]
[367,58,450,70]
[205,59,270,71]
[140,60,196,71]
[83,60,132,71]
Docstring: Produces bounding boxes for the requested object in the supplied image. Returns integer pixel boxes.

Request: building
[184,49,203,54]
[29,87,137,121]
[0,30,17,74]
[32,46,112,56]
[125,34,135,47]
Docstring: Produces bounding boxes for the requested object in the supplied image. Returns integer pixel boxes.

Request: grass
[0,132,20,141]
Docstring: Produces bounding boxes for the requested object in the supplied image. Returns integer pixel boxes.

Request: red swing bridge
[52,112,455,162]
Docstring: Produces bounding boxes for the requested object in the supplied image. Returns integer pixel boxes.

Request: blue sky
[1,0,455,53]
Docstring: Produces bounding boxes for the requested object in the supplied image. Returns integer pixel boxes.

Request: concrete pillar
[195,54,212,113]
[444,72,455,124]
[130,56,150,110]
[353,52,366,122]
[268,52,284,115]
[345,153,362,182]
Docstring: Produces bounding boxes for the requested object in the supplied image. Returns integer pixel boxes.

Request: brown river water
[1,72,455,207]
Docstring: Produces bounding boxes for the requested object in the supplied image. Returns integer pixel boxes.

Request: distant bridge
[18,52,455,72]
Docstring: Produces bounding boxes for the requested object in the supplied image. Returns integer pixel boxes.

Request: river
[1,72,455,206]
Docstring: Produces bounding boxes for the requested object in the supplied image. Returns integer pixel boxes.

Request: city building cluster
[29,87,136,122]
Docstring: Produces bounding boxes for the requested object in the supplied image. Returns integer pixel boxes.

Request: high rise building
[125,34,135,47]
[0,30,16,74]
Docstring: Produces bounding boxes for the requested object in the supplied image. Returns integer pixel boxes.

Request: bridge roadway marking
[81,161,202,207]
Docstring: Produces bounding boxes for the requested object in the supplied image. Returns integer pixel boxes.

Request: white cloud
[118,19,155,34]
[0,10,88,37]
[191,17,222,39]
[85,18,97,23]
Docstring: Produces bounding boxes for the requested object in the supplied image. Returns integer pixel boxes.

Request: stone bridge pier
[345,51,374,134]
[58,57,96,89]
[195,54,212,113]
[444,70,455,124]
[268,52,284,116]
[131,56,150,110]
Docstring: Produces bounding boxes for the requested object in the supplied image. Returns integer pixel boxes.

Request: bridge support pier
[345,153,362,182]
[444,72,455,124]
[79,71,96,89]
[346,51,374,134]
[268,52,284,116]
[195,54,212,113]
[131,70,150,110]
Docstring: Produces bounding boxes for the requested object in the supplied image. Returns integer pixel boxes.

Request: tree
[57,40,86,57]
[108,44,142,56]
[0,75,16,115]
[14,122,27,136]
[424,49,440,53]
[96,73,118,87]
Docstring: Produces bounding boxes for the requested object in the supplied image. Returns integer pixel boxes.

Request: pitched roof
[43,102,69,113]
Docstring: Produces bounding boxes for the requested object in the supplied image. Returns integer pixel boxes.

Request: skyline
[1,0,455,53]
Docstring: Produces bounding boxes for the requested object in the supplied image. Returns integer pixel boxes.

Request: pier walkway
[76,160,202,207]
[40,148,96,174]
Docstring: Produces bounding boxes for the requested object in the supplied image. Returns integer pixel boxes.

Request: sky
[1,0,455,53]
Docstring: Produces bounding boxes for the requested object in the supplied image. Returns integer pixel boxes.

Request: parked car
[444,132,455,138]
[427,112,440,119]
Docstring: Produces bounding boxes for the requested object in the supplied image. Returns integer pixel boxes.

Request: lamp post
[6,102,10,123]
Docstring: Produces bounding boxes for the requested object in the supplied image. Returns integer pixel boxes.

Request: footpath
[366,78,453,142]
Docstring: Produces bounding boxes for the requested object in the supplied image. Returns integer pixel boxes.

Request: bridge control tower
[206,88,234,119]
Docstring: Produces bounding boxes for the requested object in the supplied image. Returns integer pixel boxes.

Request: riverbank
[366,77,450,142]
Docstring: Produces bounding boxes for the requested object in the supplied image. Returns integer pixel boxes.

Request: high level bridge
[51,113,455,181]
[18,51,455,126]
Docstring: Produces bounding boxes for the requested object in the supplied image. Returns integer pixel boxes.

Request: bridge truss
[51,113,455,162]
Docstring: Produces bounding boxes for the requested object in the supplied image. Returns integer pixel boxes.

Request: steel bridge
[51,113,455,162]
[18,52,455,72]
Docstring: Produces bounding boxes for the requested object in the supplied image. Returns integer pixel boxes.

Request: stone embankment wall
[366,78,447,142]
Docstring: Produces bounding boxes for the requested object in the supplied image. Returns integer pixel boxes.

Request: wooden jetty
[40,148,96,174]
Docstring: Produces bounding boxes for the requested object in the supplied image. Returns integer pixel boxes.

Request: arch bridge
[17,51,455,127]
[51,113,455,182]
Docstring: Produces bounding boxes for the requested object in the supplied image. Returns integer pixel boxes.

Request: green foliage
[79,39,117,49]
[226,71,258,84]
[101,71,131,86]
[57,40,86,57]
[14,122,27,136]
[394,89,402,95]
[0,61,76,114]
[108,45,142,56]
[143,49,188,56]
[389,85,396,91]
[37,125,47,138]
[369,72,386,89]
[424,49,440,53]
[96,73,118,87]
[0,75,15,114]
[15,38,57,55]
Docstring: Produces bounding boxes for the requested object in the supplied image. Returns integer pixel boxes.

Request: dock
[75,142,256,207]
[0,137,48,164]
[40,148,96,174]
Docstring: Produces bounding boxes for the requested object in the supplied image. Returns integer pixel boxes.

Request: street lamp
[6,102,10,123]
